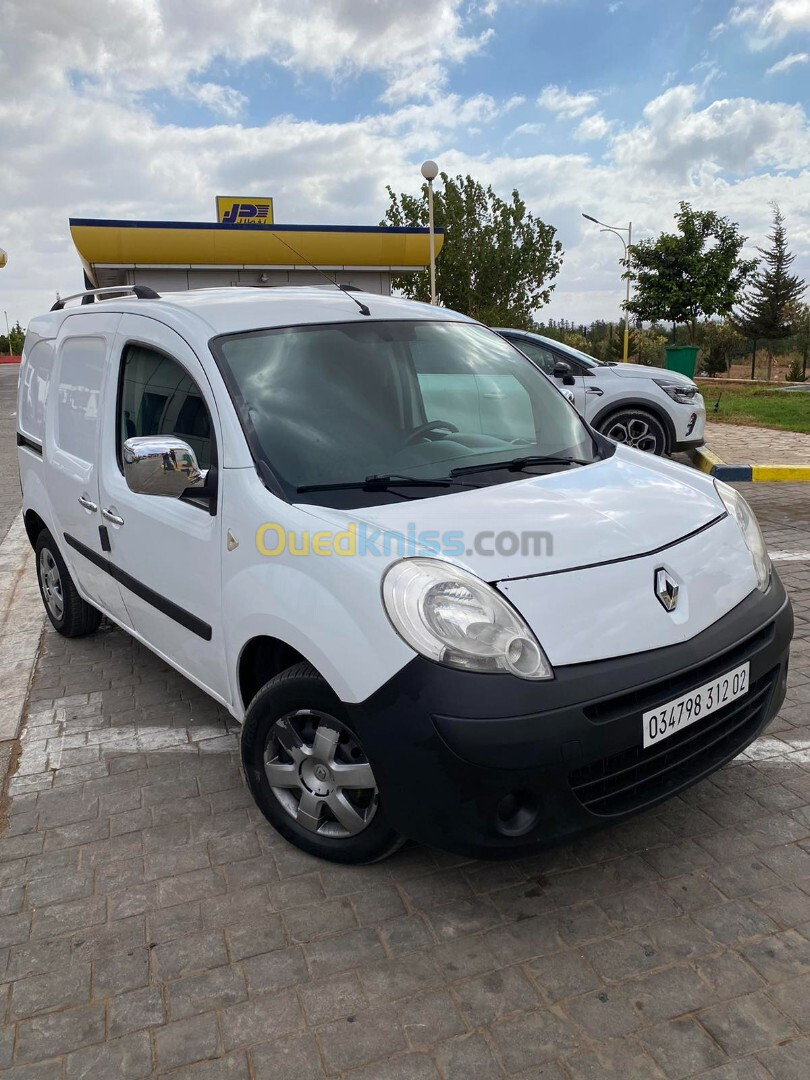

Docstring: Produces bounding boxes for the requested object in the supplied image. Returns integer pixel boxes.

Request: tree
[626,202,757,344]
[381,173,563,327]
[732,205,806,372]
[607,322,638,360]
[0,321,24,355]
[699,320,747,376]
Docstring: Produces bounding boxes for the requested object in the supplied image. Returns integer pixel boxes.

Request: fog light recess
[494,790,540,837]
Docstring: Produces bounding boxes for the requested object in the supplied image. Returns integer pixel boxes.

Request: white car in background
[495,329,705,456]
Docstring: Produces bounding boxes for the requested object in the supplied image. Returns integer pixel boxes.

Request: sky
[1,0,809,330]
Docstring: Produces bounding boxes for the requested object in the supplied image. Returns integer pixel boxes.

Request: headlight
[382,558,553,680]
[653,379,698,404]
[714,479,770,591]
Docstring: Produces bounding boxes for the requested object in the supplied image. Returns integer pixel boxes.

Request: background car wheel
[35,529,102,637]
[597,408,667,455]
[241,661,404,864]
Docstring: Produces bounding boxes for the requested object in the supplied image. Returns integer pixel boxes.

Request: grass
[697,380,810,435]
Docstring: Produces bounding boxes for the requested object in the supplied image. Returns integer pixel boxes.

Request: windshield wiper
[297,473,478,494]
[450,455,592,478]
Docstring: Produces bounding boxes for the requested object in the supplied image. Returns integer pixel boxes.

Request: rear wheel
[597,408,667,455]
[35,530,102,637]
[241,662,403,864]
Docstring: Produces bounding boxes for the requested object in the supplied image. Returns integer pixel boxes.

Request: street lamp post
[582,214,633,362]
[421,160,439,305]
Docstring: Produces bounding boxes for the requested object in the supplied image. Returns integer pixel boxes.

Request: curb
[0,515,45,743]
[688,445,810,483]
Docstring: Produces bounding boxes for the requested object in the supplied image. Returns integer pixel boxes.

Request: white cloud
[0,1,809,331]
[538,85,600,118]
[611,83,810,179]
[729,1,810,49]
[183,83,248,119]
[766,50,810,73]
[575,113,612,140]
[0,0,494,105]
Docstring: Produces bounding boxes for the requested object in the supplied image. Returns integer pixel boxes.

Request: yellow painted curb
[689,445,725,474]
[751,465,810,483]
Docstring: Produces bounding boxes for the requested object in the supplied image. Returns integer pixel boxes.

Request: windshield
[213,320,600,506]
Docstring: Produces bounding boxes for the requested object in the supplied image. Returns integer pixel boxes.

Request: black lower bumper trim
[347,577,793,859]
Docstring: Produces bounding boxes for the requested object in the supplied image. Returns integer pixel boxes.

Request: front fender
[221,470,414,711]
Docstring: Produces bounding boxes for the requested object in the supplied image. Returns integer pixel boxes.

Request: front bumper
[346,575,793,859]
[673,433,707,452]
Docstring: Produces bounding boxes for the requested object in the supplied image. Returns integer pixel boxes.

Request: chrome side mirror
[123,436,207,497]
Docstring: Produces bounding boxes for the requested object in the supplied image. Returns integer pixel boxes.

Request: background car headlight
[382,558,553,679]
[714,479,770,591]
[653,379,699,404]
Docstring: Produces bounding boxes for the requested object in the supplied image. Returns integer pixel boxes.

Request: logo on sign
[216,197,274,226]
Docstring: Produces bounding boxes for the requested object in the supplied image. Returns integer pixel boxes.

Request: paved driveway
[0,482,807,1078]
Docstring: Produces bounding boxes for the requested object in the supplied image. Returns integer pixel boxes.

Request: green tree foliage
[733,205,806,344]
[699,321,747,376]
[0,321,24,355]
[627,202,757,343]
[381,174,563,327]
[635,328,668,367]
[607,323,638,360]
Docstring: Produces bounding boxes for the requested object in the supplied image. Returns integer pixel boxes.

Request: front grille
[569,668,777,817]
[584,620,775,725]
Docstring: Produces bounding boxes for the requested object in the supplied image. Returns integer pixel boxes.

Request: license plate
[643,662,750,749]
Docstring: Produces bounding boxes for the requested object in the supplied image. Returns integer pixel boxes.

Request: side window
[55,337,106,463]
[20,340,54,444]
[119,345,214,471]
[512,339,557,376]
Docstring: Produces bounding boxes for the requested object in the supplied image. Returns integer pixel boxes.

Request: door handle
[78,495,98,513]
[101,508,125,527]
[585,386,604,396]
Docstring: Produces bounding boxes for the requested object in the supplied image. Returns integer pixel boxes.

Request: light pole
[421,160,439,305]
[582,214,633,362]
[3,311,9,356]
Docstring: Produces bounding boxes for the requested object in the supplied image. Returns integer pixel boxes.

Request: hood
[607,363,696,387]
[296,446,725,582]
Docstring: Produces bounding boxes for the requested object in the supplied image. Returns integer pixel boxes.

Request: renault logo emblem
[655,568,679,612]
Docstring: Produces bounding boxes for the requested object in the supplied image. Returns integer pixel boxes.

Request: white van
[17,286,792,864]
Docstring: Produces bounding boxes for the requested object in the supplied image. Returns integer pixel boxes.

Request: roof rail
[51,285,161,311]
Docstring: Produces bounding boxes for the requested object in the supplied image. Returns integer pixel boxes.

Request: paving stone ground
[0,481,807,1078]
[704,422,810,467]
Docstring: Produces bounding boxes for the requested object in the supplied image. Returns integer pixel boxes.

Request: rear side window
[19,340,54,443]
[54,337,106,463]
[119,345,214,470]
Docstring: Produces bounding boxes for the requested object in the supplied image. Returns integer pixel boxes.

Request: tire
[241,662,403,864]
[35,529,103,637]
[597,408,667,455]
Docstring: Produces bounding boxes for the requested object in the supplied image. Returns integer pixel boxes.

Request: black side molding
[63,533,212,641]
[17,432,43,456]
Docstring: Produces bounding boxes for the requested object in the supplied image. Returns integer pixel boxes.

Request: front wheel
[241,662,403,864]
[35,530,102,637]
[597,408,667,455]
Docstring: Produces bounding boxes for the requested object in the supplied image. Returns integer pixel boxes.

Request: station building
[69,196,443,297]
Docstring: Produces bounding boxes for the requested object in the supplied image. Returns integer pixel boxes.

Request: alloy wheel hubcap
[605,417,659,453]
[264,709,378,838]
[39,549,64,620]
